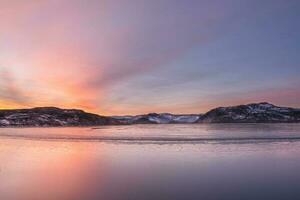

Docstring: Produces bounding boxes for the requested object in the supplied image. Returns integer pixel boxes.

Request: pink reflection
[0,139,109,200]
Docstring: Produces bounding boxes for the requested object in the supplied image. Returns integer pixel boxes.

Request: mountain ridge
[0,102,299,127]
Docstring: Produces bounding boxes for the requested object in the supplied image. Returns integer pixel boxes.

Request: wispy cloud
[0,0,232,112]
[0,68,30,106]
[0,0,299,114]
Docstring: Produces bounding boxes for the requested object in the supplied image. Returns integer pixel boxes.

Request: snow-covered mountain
[113,103,300,124]
[0,103,299,127]
[112,113,200,124]
[198,102,300,123]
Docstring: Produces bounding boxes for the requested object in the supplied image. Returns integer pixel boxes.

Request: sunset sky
[0,0,299,115]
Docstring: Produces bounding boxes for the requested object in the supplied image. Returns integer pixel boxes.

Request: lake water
[0,124,300,200]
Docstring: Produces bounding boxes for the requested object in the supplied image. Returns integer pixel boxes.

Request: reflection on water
[0,124,300,200]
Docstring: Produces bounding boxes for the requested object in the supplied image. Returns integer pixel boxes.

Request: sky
[0,0,299,115]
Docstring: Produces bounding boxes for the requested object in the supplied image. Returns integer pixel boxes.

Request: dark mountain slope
[198,102,300,123]
[0,107,119,127]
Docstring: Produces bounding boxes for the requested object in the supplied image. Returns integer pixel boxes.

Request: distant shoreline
[0,102,299,127]
[1,121,300,129]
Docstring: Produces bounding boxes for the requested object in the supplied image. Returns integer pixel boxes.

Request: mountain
[0,103,299,127]
[0,107,119,127]
[112,113,200,124]
[198,102,300,123]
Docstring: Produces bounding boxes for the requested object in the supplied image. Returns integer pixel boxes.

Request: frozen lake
[1,124,300,200]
